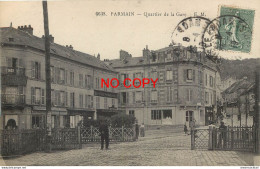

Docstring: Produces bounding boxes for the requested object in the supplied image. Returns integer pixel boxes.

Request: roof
[223,78,252,94]
[240,82,255,96]
[106,45,219,70]
[0,27,116,72]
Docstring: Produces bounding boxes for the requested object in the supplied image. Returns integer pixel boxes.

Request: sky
[0,0,260,60]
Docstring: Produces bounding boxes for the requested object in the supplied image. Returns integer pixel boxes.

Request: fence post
[191,130,195,150]
[133,125,136,141]
[231,128,234,150]
[90,125,93,142]
[121,126,124,142]
[208,126,214,150]
[77,126,82,149]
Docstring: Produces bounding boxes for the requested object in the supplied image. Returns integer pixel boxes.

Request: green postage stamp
[218,6,255,53]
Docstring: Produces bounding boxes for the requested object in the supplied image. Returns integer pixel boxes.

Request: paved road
[0,128,253,166]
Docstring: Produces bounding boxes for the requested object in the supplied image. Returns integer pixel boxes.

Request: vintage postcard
[0,0,260,167]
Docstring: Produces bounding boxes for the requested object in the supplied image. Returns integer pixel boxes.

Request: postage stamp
[218,6,255,53]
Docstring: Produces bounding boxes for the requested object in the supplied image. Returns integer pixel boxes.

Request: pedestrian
[140,123,145,137]
[218,121,227,148]
[99,119,109,150]
[184,124,188,135]
[135,122,139,140]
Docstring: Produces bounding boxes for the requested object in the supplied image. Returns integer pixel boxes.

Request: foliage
[110,114,136,128]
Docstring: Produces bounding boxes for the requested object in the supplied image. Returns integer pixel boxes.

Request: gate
[80,126,135,143]
[191,126,257,152]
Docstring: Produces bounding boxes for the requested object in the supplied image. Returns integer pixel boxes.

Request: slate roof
[0,27,116,72]
[106,45,218,71]
[223,78,252,94]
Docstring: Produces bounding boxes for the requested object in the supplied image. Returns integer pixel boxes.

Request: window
[134,73,142,86]
[205,92,209,104]
[35,88,41,104]
[70,92,75,108]
[112,99,115,107]
[121,92,127,104]
[79,74,83,87]
[60,91,65,106]
[151,71,157,80]
[166,70,173,81]
[132,92,135,103]
[79,94,83,108]
[121,74,127,85]
[187,89,193,102]
[41,89,45,105]
[173,69,177,82]
[58,69,65,84]
[135,91,142,103]
[85,95,88,108]
[32,115,44,129]
[166,87,173,102]
[205,74,208,86]
[210,76,214,87]
[129,110,135,116]
[90,96,93,108]
[104,98,107,109]
[96,97,100,109]
[187,69,193,80]
[151,90,158,102]
[86,95,93,108]
[86,75,92,89]
[199,70,203,84]
[55,91,60,106]
[31,61,41,79]
[186,111,193,122]
[159,71,165,82]
[70,71,74,86]
[151,110,161,120]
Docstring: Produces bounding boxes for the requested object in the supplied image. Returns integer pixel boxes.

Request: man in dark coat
[99,120,109,150]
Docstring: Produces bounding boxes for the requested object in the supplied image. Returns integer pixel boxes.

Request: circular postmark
[202,15,252,58]
[171,16,211,51]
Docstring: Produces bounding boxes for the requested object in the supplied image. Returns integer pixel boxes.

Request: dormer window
[8,38,14,42]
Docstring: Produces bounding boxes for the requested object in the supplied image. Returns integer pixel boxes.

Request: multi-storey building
[105,45,220,126]
[0,25,118,130]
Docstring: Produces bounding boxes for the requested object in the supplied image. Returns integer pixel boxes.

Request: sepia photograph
[0,0,259,167]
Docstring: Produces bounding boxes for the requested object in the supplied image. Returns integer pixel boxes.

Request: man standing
[99,120,109,150]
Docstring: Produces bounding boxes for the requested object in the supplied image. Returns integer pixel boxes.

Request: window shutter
[133,92,135,103]
[18,58,24,68]
[142,91,144,102]
[147,89,150,103]
[193,70,195,82]
[183,69,186,82]
[6,58,12,67]
[38,62,41,79]
[126,92,129,104]
[186,89,189,101]
[31,87,35,104]
[31,61,35,78]
[190,90,193,101]
[41,89,45,105]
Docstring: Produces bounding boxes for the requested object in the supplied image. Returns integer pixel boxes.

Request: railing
[81,126,136,143]
[1,67,25,76]
[191,126,257,152]
[0,129,45,156]
[1,94,25,105]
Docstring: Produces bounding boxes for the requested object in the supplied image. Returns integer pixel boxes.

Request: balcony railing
[1,67,25,76]
[1,94,25,105]
[1,67,27,86]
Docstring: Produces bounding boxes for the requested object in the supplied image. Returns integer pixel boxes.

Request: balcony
[1,67,27,86]
[1,94,26,107]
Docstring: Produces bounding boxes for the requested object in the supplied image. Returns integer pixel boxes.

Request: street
[1,128,254,166]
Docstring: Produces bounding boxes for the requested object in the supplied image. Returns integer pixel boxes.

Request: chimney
[143,45,150,58]
[41,35,54,43]
[49,34,54,43]
[69,45,73,50]
[17,25,33,35]
[97,53,100,60]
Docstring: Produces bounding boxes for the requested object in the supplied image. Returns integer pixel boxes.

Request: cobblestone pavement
[1,128,253,166]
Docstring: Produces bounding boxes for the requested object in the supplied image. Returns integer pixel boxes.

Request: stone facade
[106,45,221,126]
[0,26,118,130]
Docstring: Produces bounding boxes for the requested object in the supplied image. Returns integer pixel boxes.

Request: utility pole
[42,0,52,151]
[254,66,260,153]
